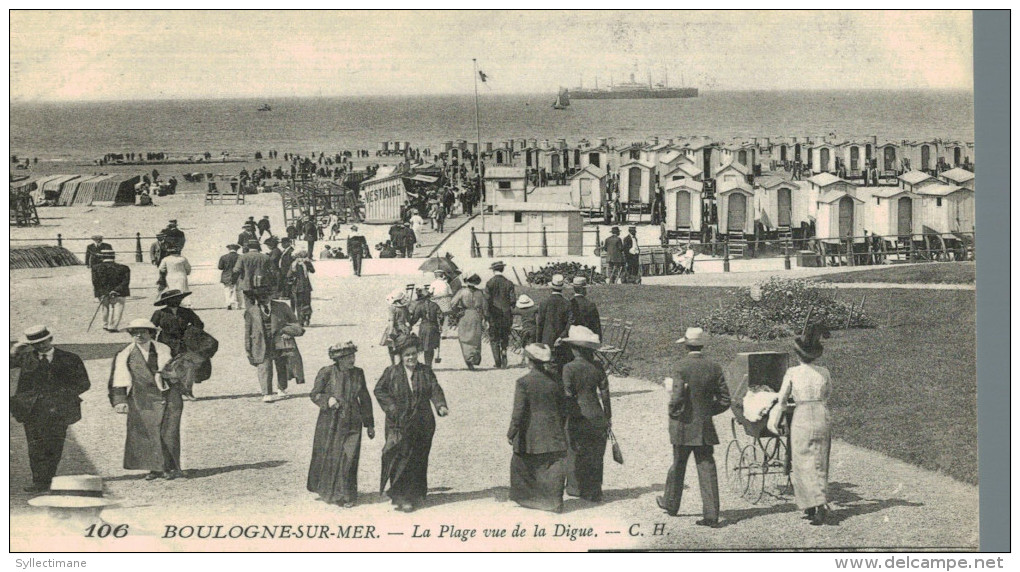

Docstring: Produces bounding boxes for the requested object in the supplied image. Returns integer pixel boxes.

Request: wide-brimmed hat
[523,343,552,363]
[515,295,535,309]
[490,261,506,271]
[226,243,241,250]
[27,475,114,508]
[328,341,358,359]
[386,288,409,306]
[794,323,828,360]
[561,325,601,349]
[392,333,421,353]
[549,274,565,291]
[675,327,708,346]
[464,273,481,286]
[154,289,192,306]
[124,318,158,333]
[23,325,53,344]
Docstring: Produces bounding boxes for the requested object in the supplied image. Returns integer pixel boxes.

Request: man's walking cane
[87,294,110,332]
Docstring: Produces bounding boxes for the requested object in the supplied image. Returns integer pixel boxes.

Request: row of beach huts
[10,173,141,207]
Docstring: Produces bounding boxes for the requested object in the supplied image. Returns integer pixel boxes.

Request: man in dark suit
[10,325,91,492]
[535,274,573,370]
[233,239,277,307]
[245,287,304,402]
[657,327,731,527]
[238,223,259,254]
[162,220,186,253]
[218,244,242,310]
[84,235,112,268]
[603,227,625,284]
[389,223,405,257]
[256,215,272,238]
[91,249,131,332]
[347,226,368,277]
[485,261,516,369]
[264,236,283,295]
[278,238,296,299]
[622,226,641,284]
[569,276,601,339]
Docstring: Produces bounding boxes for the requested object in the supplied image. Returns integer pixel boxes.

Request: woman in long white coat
[158,250,192,306]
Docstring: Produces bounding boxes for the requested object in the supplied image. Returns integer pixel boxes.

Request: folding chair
[596,321,633,377]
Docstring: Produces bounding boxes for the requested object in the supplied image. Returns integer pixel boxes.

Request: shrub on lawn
[698,277,875,340]
[526,261,605,286]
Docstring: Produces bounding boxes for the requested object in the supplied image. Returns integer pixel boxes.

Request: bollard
[595,226,601,250]
[135,232,144,263]
[487,232,494,258]
[57,233,63,248]
[723,244,730,273]
[784,249,791,270]
[541,227,548,257]
[470,227,480,258]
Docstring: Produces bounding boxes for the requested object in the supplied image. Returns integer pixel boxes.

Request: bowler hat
[27,475,114,508]
[611,227,620,234]
[154,289,192,306]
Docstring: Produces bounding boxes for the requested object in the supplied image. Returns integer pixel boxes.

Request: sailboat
[552,88,570,110]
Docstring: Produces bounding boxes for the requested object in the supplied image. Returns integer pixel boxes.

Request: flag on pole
[478,70,488,83]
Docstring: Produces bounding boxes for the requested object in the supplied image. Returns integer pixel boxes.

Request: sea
[10,90,974,162]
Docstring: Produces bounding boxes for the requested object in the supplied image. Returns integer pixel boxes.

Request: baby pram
[723,351,794,504]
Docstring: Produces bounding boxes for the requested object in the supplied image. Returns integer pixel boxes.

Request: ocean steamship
[569,72,698,100]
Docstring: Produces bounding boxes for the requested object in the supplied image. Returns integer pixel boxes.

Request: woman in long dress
[158,250,192,306]
[381,289,412,365]
[507,343,567,512]
[307,342,375,507]
[374,334,449,512]
[287,251,315,327]
[775,323,832,525]
[449,273,488,370]
[560,325,612,502]
[408,286,443,367]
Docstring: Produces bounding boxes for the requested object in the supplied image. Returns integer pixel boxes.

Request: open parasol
[418,253,460,276]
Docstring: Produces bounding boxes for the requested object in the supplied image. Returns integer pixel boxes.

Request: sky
[9,10,974,102]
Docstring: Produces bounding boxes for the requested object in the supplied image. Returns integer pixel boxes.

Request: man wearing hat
[245,287,305,403]
[257,215,273,239]
[91,249,131,332]
[109,319,182,480]
[150,233,167,267]
[161,220,185,253]
[347,225,368,277]
[84,235,112,268]
[401,221,417,258]
[264,236,283,293]
[623,226,641,284]
[408,285,443,367]
[302,215,319,260]
[279,237,296,297]
[218,244,243,310]
[238,223,259,254]
[26,475,114,527]
[150,290,204,357]
[11,326,91,492]
[485,261,516,369]
[603,227,624,284]
[535,274,574,370]
[657,327,731,527]
[234,239,277,308]
[569,276,602,339]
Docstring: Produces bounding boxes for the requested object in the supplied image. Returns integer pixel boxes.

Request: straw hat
[490,261,506,271]
[675,327,708,346]
[515,295,535,309]
[386,288,409,306]
[549,274,565,291]
[328,341,358,359]
[561,325,601,350]
[124,318,158,333]
[154,289,192,306]
[27,475,114,508]
[523,343,552,363]
[226,243,241,250]
[572,276,588,287]
[23,325,53,344]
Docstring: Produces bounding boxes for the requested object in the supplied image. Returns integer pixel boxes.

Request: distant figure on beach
[158,249,192,304]
[162,220,185,253]
[302,216,318,261]
[485,261,516,369]
[450,273,487,370]
[408,285,443,367]
[91,249,130,332]
[623,226,641,284]
[603,227,625,284]
[11,325,91,493]
[347,226,368,277]
[381,289,412,366]
[257,215,272,238]
[234,239,276,307]
[85,235,112,268]
[218,244,243,310]
[307,342,375,508]
[287,251,315,327]
[150,233,167,267]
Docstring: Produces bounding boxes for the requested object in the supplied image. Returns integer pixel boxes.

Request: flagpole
[473,58,485,231]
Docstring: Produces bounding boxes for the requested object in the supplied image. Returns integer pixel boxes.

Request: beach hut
[656,150,694,186]
[901,140,939,173]
[568,165,607,211]
[897,170,939,194]
[663,179,704,233]
[713,160,751,186]
[939,167,975,191]
[809,142,840,174]
[618,143,645,164]
[683,142,717,179]
[484,166,528,209]
[579,145,610,170]
[839,141,870,178]
[661,162,703,185]
[717,178,755,236]
[806,172,858,198]
[537,148,568,174]
[618,159,655,205]
[914,184,975,235]
[755,177,811,230]
[815,190,865,242]
[57,175,108,206]
[876,142,902,175]
[361,166,409,224]
[491,203,584,256]
[720,143,757,172]
[89,174,141,206]
[69,175,115,206]
[29,175,65,204]
[869,187,920,238]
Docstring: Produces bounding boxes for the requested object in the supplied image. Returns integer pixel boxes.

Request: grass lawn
[813,263,975,284]
[522,285,977,484]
